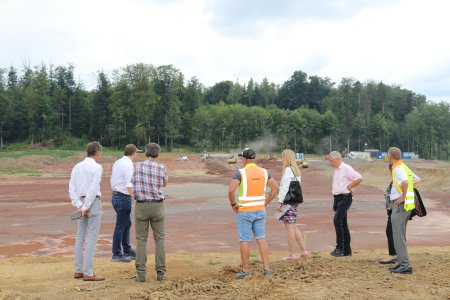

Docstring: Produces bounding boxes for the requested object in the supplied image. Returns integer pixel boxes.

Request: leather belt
[113,191,130,197]
[136,199,163,203]
[334,193,352,199]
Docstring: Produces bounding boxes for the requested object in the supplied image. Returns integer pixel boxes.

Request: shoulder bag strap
[289,166,299,182]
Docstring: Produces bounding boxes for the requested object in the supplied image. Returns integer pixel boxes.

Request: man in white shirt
[69,141,104,281]
[387,147,420,274]
[110,144,138,262]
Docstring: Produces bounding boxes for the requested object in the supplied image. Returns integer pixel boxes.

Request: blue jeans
[333,193,352,253]
[237,210,266,242]
[112,191,132,257]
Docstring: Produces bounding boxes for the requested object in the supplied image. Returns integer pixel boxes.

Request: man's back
[110,156,133,194]
[134,160,167,201]
[69,157,102,208]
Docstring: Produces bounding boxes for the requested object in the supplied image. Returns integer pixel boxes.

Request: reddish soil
[0,157,448,257]
[0,155,449,299]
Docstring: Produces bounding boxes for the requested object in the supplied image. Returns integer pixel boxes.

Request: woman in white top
[277,149,309,262]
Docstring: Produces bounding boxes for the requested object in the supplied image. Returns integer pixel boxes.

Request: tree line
[0,63,449,160]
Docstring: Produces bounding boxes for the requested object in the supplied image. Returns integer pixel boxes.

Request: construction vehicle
[227,155,236,164]
[201,150,211,161]
[300,158,308,168]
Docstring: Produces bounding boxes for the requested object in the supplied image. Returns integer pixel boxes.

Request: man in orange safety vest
[228,148,279,279]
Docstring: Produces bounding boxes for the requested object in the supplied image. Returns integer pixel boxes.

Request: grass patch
[0,169,41,176]
[0,149,81,159]
[0,149,123,159]
[207,260,221,266]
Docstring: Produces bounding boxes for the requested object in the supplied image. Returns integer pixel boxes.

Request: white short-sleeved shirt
[390,165,420,200]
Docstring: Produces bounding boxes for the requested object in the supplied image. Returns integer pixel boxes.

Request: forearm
[266,186,279,205]
[401,182,408,199]
[348,178,363,190]
[228,191,236,206]
[266,179,279,205]
[127,187,133,195]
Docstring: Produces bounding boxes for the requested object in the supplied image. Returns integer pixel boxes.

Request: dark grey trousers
[391,203,412,269]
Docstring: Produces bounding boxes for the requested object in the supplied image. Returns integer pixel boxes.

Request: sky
[1,0,450,102]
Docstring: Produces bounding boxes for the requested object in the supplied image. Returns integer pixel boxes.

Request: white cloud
[1,0,449,102]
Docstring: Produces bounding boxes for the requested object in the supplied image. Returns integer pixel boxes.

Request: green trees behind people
[0,62,449,160]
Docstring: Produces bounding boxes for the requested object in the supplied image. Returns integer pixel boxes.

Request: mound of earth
[205,161,238,175]
[0,249,448,299]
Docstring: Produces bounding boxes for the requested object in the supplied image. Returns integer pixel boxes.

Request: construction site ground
[0,153,449,299]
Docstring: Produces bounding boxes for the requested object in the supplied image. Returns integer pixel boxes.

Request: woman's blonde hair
[281,149,301,177]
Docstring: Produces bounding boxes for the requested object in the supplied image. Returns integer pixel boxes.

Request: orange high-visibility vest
[391,160,416,211]
[238,163,268,212]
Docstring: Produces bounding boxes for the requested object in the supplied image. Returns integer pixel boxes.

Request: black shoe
[391,267,413,274]
[125,249,136,260]
[330,249,344,257]
[388,264,401,271]
[157,271,166,281]
[111,255,132,263]
[135,275,145,282]
[343,251,352,257]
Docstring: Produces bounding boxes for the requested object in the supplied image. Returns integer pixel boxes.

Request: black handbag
[283,167,304,205]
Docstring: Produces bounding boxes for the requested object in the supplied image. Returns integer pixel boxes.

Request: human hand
[70,210,83,220]
[81,208,90,217]
[394,198,405,205]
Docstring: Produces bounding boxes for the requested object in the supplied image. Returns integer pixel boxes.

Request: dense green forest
[0,63,449,160]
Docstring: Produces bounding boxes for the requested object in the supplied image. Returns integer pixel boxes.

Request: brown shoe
[378,257,397,264]
[83,274,105,281]
[74,272,84,279]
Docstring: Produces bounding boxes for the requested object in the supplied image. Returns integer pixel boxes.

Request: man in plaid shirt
[133,143,168,283]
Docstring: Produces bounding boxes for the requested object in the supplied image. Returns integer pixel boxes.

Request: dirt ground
[0,153,449,299]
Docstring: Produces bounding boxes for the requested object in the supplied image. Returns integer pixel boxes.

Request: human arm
[228,179,240,213]
[265,178,279,206]
[81,165,103,213]
[277,168,291,204]
[347,177,363,193]
[346,165,363,193]
[163,165,168,187]
[127,187,134,195]
[125,161,134,195]
[68,167,83,209]
[394,180,409,205]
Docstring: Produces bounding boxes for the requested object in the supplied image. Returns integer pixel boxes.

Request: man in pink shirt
[328,151,363,257]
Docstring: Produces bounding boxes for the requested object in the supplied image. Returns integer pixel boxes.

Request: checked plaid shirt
[133,159,168,201]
